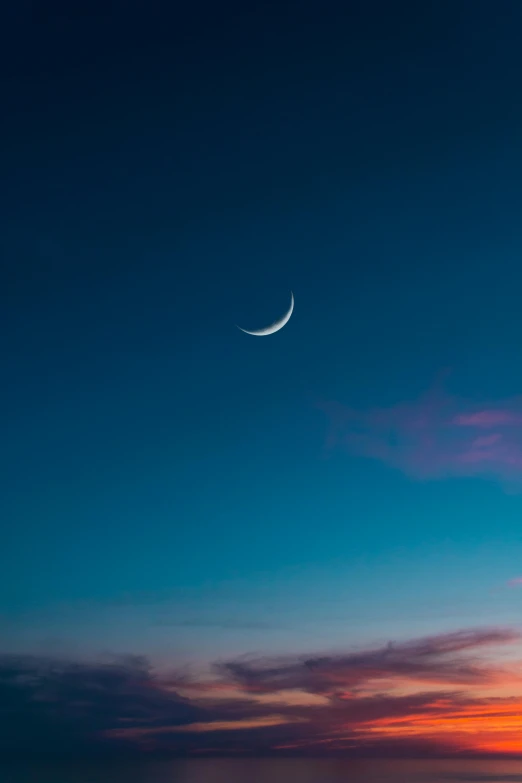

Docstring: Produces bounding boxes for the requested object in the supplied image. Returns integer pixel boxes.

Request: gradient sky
[3,0,522,758]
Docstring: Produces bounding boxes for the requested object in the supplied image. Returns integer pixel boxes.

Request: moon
[236,291,294,336]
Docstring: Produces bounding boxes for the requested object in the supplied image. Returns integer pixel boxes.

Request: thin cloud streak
[318,379,522,489]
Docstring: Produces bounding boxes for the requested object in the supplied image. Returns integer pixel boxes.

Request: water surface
[3,758,522,783]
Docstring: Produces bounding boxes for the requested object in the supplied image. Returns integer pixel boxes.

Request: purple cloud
[1,627,521,758]
[453,411,522,428]
[318,379,522,489]
[215,628,518,695]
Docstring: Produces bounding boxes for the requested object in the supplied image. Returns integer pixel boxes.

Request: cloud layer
[318,379,522,489]
[2,627,522,758]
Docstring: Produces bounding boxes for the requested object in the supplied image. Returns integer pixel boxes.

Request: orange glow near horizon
[170,675,522,756]
[351,697,522,755]
[103,632,522,757]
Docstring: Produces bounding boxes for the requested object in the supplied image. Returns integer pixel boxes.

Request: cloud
[214,628,519,694]
[0,653,204,757]
[318,378,522,489]
[153,618,278,630]
[507,578,522,588]
[1,627,522,758]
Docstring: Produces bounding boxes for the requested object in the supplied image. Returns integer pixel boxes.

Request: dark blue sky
[3,0,522,669]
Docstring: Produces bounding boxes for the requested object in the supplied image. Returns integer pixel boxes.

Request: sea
[1,759,522,783]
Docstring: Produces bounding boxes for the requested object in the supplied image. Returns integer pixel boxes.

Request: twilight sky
[3,0,522,759]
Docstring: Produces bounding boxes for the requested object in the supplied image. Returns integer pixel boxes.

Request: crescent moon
[237,291,294,336]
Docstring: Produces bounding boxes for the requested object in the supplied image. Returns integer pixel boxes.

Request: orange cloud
[108,714,305,738]
[3,627,522,758]
[353,698,522,756]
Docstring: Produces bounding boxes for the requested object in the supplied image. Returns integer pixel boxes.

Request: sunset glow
[78,628,522,757]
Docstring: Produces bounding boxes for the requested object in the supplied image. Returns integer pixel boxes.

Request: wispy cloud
[318,377,522,489]
[214,629,519,694]
[2,627,522,758]
[153,618,279,630]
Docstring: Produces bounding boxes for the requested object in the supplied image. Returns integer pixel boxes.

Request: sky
[3,0,522,760]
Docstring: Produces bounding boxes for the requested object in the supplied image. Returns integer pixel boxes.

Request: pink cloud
[318,379,522,490]
[453,411,522,427]
[3,627,522,758]
[507,578,522,588]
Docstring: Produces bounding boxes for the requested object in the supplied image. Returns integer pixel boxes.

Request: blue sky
[3,4,522,757]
